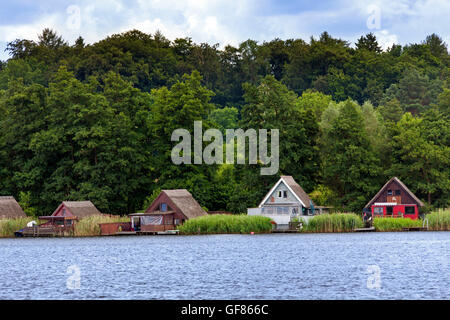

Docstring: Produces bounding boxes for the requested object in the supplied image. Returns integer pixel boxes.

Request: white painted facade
[247,177,313,229]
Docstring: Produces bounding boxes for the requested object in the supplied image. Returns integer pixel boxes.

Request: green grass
[74,215,129,237]
[0,217,37,238]
[303,213,363,233]
[178,214,273,235]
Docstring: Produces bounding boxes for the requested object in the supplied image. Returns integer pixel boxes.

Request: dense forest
[0,29,448,215]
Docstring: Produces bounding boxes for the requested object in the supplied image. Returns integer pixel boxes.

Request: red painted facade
[371,204,419,220]
[53,204,75,217]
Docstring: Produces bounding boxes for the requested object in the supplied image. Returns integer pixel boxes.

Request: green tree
[390,112,449,206]
[148,71,217,208]
[320,100,382,211]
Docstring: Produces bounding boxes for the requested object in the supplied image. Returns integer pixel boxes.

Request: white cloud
[375,30,398,50]
[0,0,448,61]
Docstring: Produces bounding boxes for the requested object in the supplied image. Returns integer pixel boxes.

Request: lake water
[0,232,449,300]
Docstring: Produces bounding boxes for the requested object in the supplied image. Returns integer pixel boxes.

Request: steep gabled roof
[149,189,207,219]
[365,177,425,208]
[258,176,313,208]
[52,201,102,218]
[0,196,26,219]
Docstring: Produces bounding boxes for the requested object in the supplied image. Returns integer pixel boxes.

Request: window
[373,207,383,215]
[160,203,167,212]
[62,208,66,216]
[395,190,401,196]
[386,206,393,215]
[387,190,393,196]
[405,206,415,215]
[283,191,288,198]
[277,191,282,198]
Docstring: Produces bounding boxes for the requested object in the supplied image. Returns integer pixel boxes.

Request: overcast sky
[0,0,449,61]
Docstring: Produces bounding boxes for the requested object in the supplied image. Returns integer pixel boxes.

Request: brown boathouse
[0,196,26,219]
[130,189,207,233]
[40,201,102,229]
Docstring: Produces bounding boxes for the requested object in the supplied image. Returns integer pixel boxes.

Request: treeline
[0,29,448,215]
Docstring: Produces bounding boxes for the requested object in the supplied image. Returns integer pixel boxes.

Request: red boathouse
[364,177,425,220]
[40,201,102,229]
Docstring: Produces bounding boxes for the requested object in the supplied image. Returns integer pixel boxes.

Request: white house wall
[263,181,301,206]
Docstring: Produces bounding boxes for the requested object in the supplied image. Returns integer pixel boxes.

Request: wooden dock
[20,226,56,237]
[115,231,138,236]
[271,229,299,233]
[402,227,428,231]
[136,230,180,235]
[353,227,376,232]
[114,230,180,236]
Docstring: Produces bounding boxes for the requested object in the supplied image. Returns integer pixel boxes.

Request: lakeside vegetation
[427,210,450,231]
[177,214,273,235]
[1,211,449,237]
[301,213,363,233]
[0,217,36,238]
[0,215,129,237]
[373,217,423,231]
[74,215,129,237]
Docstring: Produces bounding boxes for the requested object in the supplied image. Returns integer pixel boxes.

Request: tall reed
[74,215,129,237]
[426,210,450,231]
[303,213,363,233]
[0,217,37,238]
[372,217,422,231]
[178,214,273,235]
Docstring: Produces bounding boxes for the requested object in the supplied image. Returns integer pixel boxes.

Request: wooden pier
[271,229,300,233]
[353,227,376,232]
[20,226,56,237]
[114,230,180,236]
[402,227,428,231]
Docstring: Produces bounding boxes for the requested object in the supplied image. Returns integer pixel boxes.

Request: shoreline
[2,211,449,238]
[2,229,450,239]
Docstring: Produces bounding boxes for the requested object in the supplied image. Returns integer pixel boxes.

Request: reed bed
[0,217,37,238]
[426,210,450,231]
[303,213,363,233]
[373,217,422,231]
[74,215,129,237]
[178,214,273,235]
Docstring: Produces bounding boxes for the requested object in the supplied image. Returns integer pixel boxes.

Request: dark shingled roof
[0,196,26,219]
[280,176,313,208]
[365,177,425,208]
[161,189,207,219]
[52,201,102,218]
